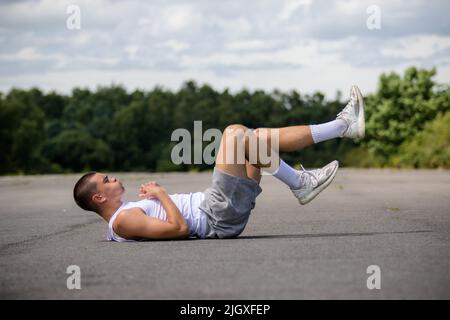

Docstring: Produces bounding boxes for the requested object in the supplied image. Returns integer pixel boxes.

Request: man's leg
[216,124,327,174]
[254,126,314,152]
[246,160,261,184]
[256,120,348,151]
[215,123,339,205]
[214,85,365,204]
[215,124,250,179]
[215,124,281,176]
[214,126,261,183]
[253,85,366,151]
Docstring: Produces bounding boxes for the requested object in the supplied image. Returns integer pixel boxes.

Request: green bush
[42,129,113,172]
[343,147,385,168]
[390,112,450,169]
[363,67,450,160]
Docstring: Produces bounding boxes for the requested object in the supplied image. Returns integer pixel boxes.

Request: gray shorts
[199,167,263,239]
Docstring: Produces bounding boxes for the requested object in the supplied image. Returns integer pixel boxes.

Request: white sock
[272,159,302,189]
[309,119,347,144]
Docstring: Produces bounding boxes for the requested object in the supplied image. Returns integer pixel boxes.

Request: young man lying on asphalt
[73,86,365,241]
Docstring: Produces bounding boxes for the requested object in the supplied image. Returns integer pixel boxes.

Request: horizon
[0,65,446,102]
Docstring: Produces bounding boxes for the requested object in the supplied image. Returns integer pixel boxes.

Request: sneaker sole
[299,162,339,205]
[352,85,365,140]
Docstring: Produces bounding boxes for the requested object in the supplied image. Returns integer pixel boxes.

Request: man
[73,86,365,241]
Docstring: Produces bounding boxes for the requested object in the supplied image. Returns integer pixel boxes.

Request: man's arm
[114,183,190,240]
[156,190,189,231]
[114,208,190,240]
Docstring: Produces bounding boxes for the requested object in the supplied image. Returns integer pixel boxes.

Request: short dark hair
[73,172,99,213]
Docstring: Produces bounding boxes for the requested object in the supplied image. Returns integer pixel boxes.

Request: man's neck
[100,200,124,223]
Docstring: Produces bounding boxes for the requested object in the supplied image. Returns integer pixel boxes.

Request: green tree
[363,67,450,162]
[391,111,450,168]
[1,67,448,174]
[43,128,112,172]
[0,88,47,173]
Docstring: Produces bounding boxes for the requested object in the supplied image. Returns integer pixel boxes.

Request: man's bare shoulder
[114,207,144,226]
[113,207,146,240]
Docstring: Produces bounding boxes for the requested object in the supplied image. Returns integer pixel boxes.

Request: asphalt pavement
[0,169,449,299]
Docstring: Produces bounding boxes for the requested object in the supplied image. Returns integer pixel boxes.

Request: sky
[0,0,449,98]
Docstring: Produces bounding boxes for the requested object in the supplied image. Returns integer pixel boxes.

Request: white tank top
[107,192,208,242]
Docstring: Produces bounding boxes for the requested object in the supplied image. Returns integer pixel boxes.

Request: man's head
[73,172,125,213]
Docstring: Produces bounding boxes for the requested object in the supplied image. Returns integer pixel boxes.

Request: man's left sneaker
[337,85,365,140]
[291,160,339,205]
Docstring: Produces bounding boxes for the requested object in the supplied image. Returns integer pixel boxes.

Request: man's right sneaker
[337,85,365,140]
[291,160,339,205]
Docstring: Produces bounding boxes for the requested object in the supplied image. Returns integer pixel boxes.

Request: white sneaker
[291,160,339,205]
[337,85,365,140]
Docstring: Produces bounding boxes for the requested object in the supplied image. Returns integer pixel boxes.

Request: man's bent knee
[224,124,248,135]
[223,124,249,144]
[220,124,248,165]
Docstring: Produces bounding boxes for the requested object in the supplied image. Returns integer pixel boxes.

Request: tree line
[0,66,448,175]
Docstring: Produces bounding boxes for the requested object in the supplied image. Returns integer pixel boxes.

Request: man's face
[91,173,125,205]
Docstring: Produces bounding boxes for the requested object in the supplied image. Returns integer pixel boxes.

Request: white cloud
[0,46,65,62]
[0,0,449,96]
[161,4,200,33]
[225,40,267,51]
[381,35,450,59]
[276,0,312,21]
[159,40,190,52]
[181,38,349,73]
[2,59,450,99]
[335,0,364,15]
[124,45,140,60]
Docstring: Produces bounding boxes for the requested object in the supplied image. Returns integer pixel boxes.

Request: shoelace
[336,96,357,119]
[299,164,319,186]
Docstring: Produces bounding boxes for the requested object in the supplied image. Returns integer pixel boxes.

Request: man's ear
[92,194,106,205]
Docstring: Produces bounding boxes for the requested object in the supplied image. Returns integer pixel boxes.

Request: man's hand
[139,181,166,199]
